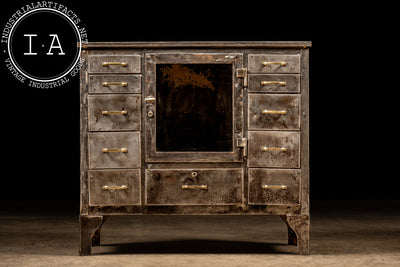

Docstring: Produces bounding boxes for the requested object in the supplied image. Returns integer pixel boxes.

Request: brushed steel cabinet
[80,41,311,256]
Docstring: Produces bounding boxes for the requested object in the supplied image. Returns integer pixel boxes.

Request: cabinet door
[144,53,244,163]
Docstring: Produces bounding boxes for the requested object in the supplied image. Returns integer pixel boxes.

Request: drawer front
[88,132,140,169]
[89,75,141,94]
[145,169,243,205]
[88,95,141,131]
[248,169,300,205]
[248,54,300,73]
[248,131,300,168]
[88,55,141,73]
[248,74,300,93]
[89,169,141,206]
[248,94,300,130]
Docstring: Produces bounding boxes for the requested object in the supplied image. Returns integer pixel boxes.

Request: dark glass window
[156,64,233,152]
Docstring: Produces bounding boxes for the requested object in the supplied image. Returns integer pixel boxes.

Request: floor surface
[1,200,399,266]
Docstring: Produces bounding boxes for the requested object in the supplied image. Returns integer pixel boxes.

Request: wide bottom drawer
[89,169,141,206]
[145,169,243,205]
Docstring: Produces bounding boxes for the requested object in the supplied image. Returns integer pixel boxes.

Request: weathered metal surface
[248,94,300,130]
[79,215,103,256]
[248,54,300,73]
[145,169,243,205]
[89,169,141,206]
[88,132,140,169]
[88,94,141,131]
[88,55,141,73]
[281,215,310,255]
[80,41,312,49]
[89,75,141,94]
[80,42,311,256]
[248,74,300,93]
[248,169,300,204]
[248,131,300,168]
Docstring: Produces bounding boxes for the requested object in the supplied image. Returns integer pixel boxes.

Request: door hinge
[236,68,248,87]
[237,137,248,157]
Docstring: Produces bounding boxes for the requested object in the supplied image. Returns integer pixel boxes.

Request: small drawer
[248,169,300,205]
[89,169,141,206]
[248,54,300,73]
[248,94,300,130]
[88,55,141,73]
[88,132,140,169]
[248,131,300,168]
[88,95,141,131]
[145,169,243,205]
[89,75,141,94]
[248,74,300,93]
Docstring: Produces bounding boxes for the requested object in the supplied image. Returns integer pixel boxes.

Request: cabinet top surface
[81,41,311,49]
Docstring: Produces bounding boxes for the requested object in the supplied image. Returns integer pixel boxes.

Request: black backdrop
[0,0,397,203]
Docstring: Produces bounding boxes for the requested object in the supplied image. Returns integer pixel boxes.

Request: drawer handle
[262,61,287,66]
[102,62,128,67]
[262,146,287,152]
[182,185,208,190]
[262,185,287,190]
[102,110,128,115]
[102,185,128,190]
[102,148,128,153]
[102,82,128,87]
[262,109,287,115]
[261,81,286,86]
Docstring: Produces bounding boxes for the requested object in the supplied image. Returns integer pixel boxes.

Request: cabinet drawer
[88,132,140,169]
[248,169,300,205]
[89,169,141,206]
[248,131,300,168]
[88,55,141,73]
[248,74,300,93]
[145,169,243,205]
[88,95,141,131]
[89,75,141,94]
[248,54,300,73]
[248,94,300,130]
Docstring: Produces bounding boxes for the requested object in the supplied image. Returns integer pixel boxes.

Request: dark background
[0,0,397,205]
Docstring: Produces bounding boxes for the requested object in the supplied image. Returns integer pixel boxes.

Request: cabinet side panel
[80,50,89,215]
[300,48,310,215]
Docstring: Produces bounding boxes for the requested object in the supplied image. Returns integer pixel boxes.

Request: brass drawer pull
[182,185,208,190]
[102,110,128,115]
[262,146,287,152]
[145,95,156,103]
[262,61,287,66]
[102,148,128,153]
[262,185,287,190]
[102,62,128,67]
[102,82,128,87]
[261,81,286,86]
[102,185,128,190]
[262,109,287,115]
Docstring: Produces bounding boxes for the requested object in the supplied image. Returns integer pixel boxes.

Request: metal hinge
[236,68,248,87]
[237,138,248,157]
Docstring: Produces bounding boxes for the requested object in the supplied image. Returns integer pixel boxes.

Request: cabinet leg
[79,215,104,256]
[92,215,109,247]
[280,215,310,255]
